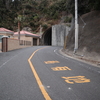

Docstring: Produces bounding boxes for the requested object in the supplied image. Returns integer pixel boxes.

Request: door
[33,38,37,46]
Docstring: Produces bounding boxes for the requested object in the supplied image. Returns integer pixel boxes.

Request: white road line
[0,54,19,68]
[54,49,69,60]
[54,48,100,74]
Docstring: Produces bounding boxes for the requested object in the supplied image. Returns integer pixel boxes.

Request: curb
[60,49,100,68]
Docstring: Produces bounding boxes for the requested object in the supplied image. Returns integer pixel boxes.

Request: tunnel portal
[42,25,68,46]
[43,27,52,45]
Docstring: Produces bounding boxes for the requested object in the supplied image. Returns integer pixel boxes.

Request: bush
[24,10,31,15]
[42,24,48,29]
[25,4,32,9]
[53,11,59,19]
[64,16,72,23]
[30,22,34,27]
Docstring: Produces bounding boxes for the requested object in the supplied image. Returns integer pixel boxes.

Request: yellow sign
[51,66,71,71]
[44,61,60,64]
[62,76,90,84]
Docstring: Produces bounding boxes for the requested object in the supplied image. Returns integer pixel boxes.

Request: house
[0,28,14,51]
[14,30,40,46]
[0,28,40,52]
[0,28,14,42]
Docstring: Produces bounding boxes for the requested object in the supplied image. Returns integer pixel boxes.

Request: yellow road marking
[51,66,71,71]
[62,76,90,84]
[28,47,52,100]
[44,61,60,64]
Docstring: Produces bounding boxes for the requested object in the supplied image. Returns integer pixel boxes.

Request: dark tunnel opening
[43,27,52,45]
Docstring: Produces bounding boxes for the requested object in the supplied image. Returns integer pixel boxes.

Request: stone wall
[52,24,69,46]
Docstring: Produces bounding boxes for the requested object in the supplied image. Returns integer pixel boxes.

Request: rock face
[66,11,100,62]
[52,24,69,46]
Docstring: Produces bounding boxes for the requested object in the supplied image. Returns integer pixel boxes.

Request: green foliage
[23,22,29,27]
[45,0,67,19]
[42,24,48,29]
[33,15,39,21]
[1,0,100,31]
[64,16,72,23]
[25,4,33,9]
[29,22,34,27]
[66,0,100,16]
[14,15,25,23]
[38,0,48,13]
[53,11,59,19]
[88,0,100,10]
[33,32,37,34]
[24,10,31,15]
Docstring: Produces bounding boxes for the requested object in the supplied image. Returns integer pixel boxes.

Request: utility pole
[74,0,78,53]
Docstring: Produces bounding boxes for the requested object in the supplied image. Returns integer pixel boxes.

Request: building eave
[0,31,14,35]
[13,34,40,38]
[25,34,40,38]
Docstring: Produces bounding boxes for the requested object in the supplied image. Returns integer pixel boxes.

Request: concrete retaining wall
[52,24,69,46]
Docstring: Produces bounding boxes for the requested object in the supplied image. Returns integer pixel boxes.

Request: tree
[15,15,25,40]
[66,0,100,16]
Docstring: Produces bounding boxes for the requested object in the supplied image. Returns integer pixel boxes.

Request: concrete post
[2,37,8,52]
[52,26,57,46]
[74,0,79,53]
[37,38,39,46]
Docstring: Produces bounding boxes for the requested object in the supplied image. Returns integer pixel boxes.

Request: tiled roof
[14,30,40,37]
[0,28,14,33]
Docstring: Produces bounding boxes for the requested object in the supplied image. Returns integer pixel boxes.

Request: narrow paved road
[0,46,100,100]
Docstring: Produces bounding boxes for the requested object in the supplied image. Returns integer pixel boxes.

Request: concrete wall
[52,24,69,46]
[8,38,31,51]
[14,35,39,46]
[0,42,1,50]
[1,37,39,52]
[14,35,33,46]
[0,33,13,38]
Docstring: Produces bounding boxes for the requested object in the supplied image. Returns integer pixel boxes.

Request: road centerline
[28,47,52,100]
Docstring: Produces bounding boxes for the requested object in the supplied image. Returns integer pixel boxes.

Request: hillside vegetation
[0,0,100,33]
[66,11,100,63]
[0,0,68,32]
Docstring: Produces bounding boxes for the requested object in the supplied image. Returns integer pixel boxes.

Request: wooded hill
[0,0,100,33]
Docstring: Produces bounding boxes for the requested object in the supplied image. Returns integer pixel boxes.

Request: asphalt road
[0,46,100,100]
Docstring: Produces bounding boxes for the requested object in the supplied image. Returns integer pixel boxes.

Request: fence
[20,40,31,46]
[1,38,32,52]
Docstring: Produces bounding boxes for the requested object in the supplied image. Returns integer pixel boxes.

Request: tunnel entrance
[42,27,52,45]
[41,25,68,46]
